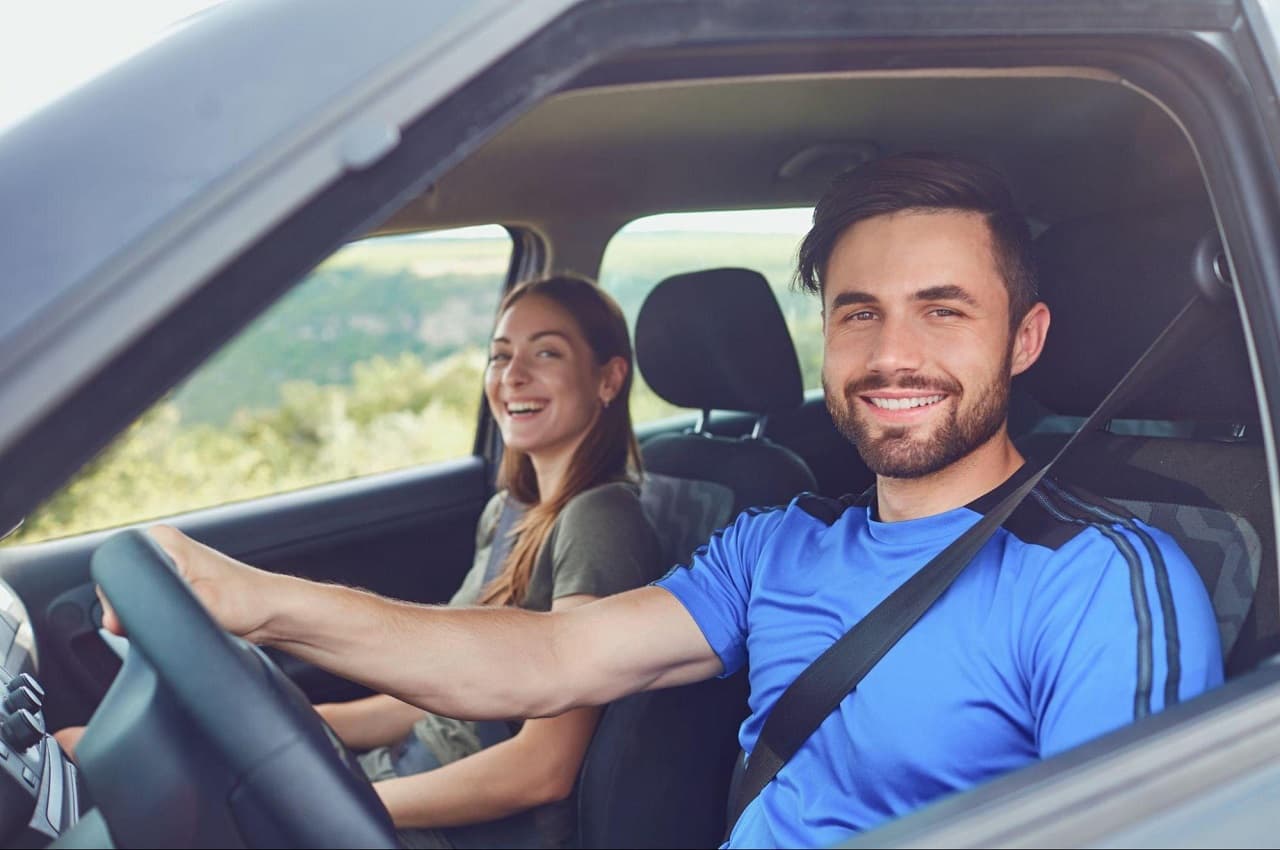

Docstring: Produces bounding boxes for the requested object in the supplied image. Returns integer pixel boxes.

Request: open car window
[599,208,820,423]
[3,227,510,546]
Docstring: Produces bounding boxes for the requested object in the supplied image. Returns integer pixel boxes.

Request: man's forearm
[258,574,570,718]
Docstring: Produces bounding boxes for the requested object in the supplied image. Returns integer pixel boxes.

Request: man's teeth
[869,395,944,411]
[508,402,544,414]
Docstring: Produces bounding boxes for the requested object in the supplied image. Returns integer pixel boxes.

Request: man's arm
[1028,526,1222,756]
[121,526,722,720]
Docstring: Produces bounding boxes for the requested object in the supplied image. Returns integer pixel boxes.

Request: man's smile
[859,391,950,422]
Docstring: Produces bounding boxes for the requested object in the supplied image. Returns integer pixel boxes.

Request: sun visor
[1017,203,1258,424]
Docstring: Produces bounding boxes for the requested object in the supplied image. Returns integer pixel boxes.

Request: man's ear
[1010,302,1051,377]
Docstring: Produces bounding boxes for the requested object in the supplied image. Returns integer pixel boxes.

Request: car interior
[0,3,1277,847]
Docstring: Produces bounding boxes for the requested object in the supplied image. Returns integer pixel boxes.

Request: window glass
[598,209,819,423]
[6,226,511,545]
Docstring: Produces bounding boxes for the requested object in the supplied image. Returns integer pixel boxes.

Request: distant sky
[0,0,222,133]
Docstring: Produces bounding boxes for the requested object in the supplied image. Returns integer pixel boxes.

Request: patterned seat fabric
[1114,499,1261,661]
[637,473,734,570]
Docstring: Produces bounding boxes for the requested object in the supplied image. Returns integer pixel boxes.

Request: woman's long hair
[480,275,642,606]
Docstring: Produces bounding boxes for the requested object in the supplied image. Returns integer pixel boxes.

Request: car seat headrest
[636,267,804,415]
[1018,203,1257,423]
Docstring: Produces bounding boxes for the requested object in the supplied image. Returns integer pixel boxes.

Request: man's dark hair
[796,151,1038,329]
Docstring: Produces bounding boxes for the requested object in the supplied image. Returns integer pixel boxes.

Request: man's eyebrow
[914,284,979,306]
[828,291,880,311]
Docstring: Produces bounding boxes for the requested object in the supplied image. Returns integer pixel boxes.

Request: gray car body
[4,1,1280,847]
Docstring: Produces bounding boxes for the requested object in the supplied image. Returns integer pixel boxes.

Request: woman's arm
[375,706,600,828]
[315,694,426,751]
[374,593,604,829]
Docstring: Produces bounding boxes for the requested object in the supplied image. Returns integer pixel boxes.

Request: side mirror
[0,518,23,543]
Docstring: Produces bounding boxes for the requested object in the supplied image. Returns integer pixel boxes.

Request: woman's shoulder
[547,478,665,591]
[558,479,646,527]
[476,489,513,543]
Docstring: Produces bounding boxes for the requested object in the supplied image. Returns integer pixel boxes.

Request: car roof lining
[372,61,1243,426]
[378,67,1204,251]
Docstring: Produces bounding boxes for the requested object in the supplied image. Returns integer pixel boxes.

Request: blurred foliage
[10,352,485,544]
[6,219,821,546]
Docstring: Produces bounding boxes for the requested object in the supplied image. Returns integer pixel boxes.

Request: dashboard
[0,579,77,847]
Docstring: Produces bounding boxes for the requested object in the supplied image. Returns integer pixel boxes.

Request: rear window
[599,209,818,423]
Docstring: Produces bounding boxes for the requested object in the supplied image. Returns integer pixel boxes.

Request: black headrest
[1018,203,1257,423]
[636,268,803,413]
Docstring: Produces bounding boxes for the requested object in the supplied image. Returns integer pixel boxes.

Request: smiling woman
[290,275,662,849]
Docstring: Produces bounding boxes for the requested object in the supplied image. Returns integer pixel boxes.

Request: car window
[598,209,819,423]
[5,225,511,545]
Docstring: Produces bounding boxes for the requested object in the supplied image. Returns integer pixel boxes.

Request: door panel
[0,457,490,730]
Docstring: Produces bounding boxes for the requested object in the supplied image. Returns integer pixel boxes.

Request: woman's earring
[602,397,612,409]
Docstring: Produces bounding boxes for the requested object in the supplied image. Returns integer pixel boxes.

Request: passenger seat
[635,267,818,514]
[575,267,818,848]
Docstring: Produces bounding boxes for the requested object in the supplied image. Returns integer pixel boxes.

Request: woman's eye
[536,349,563,359]
[488,352,510,363]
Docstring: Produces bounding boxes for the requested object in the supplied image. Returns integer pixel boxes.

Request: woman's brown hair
[480,275,642,606]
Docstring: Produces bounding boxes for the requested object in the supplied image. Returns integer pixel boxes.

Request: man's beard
[825,350,1012,480]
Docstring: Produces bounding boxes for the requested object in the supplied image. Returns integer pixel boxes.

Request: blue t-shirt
[655,472,1223,849]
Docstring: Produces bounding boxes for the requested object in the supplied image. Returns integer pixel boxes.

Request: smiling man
[126,152,1224,850]
[811,156,1046,519]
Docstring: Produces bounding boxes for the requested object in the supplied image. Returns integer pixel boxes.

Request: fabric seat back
[1019,203,1274,676]
[634,267,818,513]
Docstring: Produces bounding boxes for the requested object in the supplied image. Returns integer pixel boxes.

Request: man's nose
[866,315,925,374]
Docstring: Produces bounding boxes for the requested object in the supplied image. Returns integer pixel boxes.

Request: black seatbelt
[727,294,1222,828]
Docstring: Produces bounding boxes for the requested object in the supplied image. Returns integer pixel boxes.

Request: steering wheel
[78,529,398,848]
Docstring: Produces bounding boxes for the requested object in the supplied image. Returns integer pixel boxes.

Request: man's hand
[97,525,279,643]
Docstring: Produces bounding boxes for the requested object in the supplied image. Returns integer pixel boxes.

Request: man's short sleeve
[655,507,785,677]
[1024,521,1223,757]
